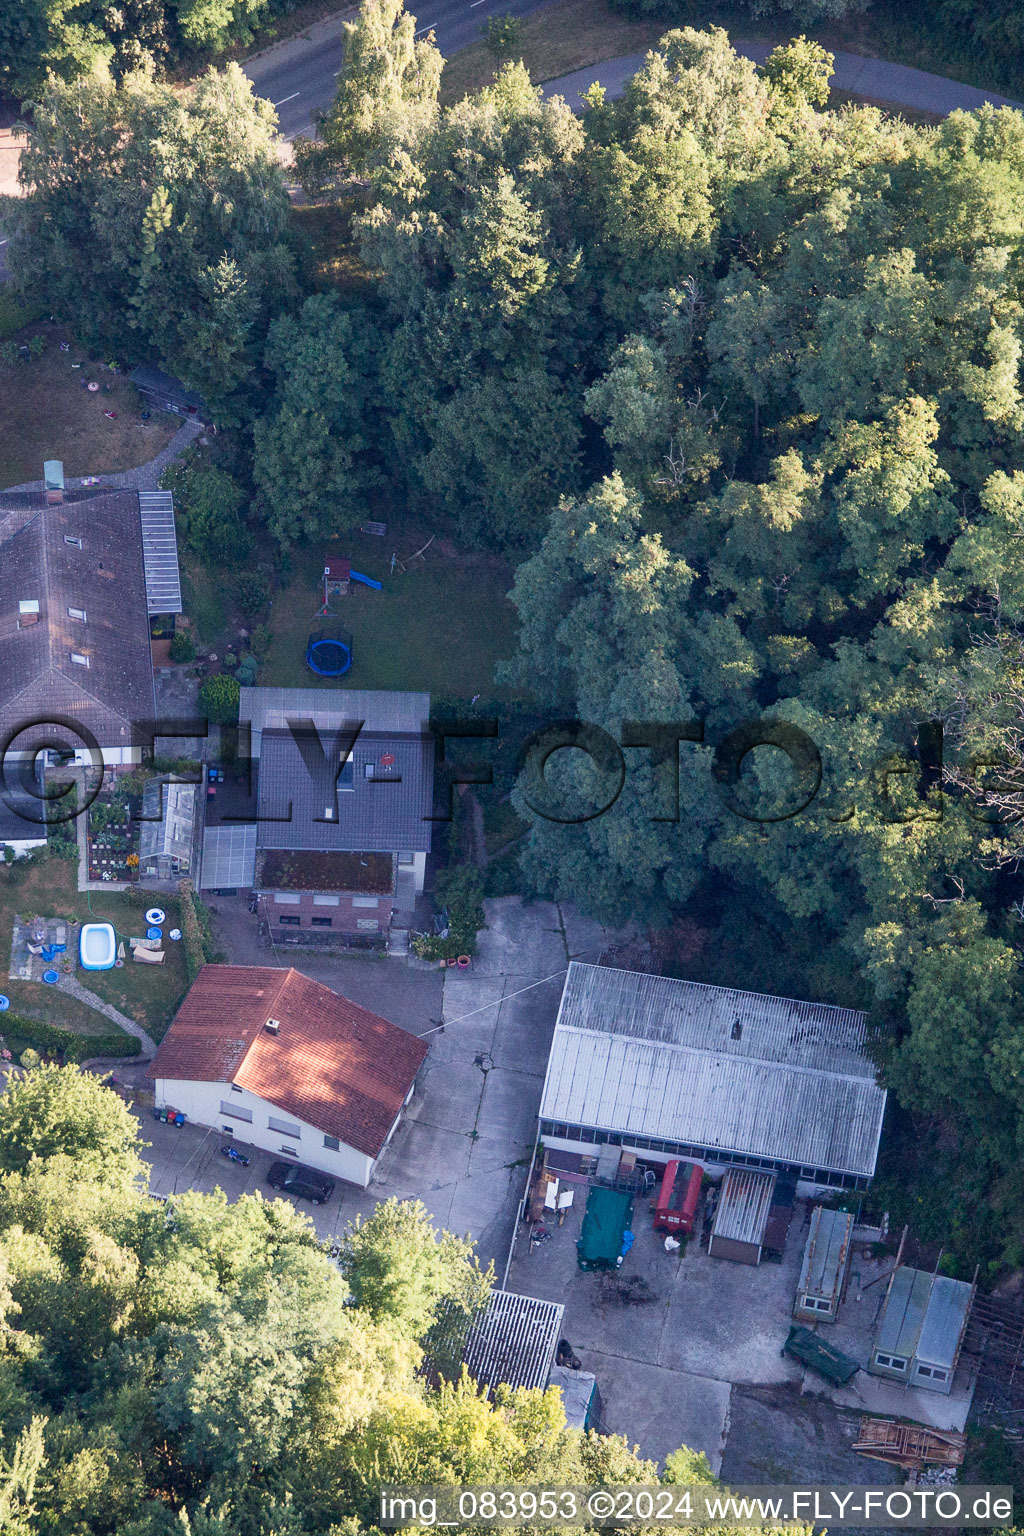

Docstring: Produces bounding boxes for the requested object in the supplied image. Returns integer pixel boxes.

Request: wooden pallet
[853,1418,966,1471]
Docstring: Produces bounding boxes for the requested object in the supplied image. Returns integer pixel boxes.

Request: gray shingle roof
[256,725,433,854]
[240,686,430,756]
[0,489,156,752]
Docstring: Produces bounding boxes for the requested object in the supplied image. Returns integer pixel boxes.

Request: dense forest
[0,1066,740,1535]
[6,0,1024,1275]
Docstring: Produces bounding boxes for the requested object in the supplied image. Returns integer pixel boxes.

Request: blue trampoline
[306,626,353,677]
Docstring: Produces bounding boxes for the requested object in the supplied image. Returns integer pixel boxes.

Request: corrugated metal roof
[462,1290,564,1394]
[876,1266,933,1358]
[240,687,430,754]
[712,1168,776,1248]
[199,824,257,889]
[554,963,875,1075]
[916,1276,973,1368]
[540,964,886,1179]
[424,1290,564,1396]
[138,491,182,614]
[799,1206,854,1298]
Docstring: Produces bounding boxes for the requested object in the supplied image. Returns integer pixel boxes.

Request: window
[222,1126,234,1135]
[64,535,82,548]
[801,1295,832,1313]
[313,894,339,907]
[364,762,375,779]
[324,1135,340,1150]
[338,758,354,790]
[398,852,415,865]
[70,652,90,667]
[273,892,300,904]
[269,1116,301,1138]
[67,607,86,622]
[279,914,300,926]
[230,1084,243,1094]
[352,896,378,909]
[279,1145,298,1155]
[311,916,332,928]
[874,1353,908,1371]
[916,1365,948,1381]
[219,1102,253,1123]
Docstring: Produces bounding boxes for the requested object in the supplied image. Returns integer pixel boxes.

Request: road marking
[469,3,487,8]
[273,92,300,106]
[415,24,433,35]
[0,239,8,247]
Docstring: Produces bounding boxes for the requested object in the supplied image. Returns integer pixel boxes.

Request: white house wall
[154,1077,374,1187]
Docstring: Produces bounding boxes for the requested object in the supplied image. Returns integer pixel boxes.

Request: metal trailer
[653,1160,702,1234]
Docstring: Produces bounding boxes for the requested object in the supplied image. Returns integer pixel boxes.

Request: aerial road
[243,0,555,139]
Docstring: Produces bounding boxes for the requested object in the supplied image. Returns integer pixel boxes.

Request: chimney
[265,1018,280,1035]
[44,460,65,504]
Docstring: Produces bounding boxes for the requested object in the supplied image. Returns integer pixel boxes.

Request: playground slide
[350,570,382,590]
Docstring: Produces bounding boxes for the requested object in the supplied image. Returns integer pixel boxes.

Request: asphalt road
[541,40,1024,116]
[244,0,554,139]
[244,3,1024,143]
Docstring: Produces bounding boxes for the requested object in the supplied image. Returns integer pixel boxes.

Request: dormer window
[68,607,86,622]
[18,599,39,628]
[70,652,89,667]
[64,535,82,548]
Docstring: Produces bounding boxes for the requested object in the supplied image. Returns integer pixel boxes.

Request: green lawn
[0,321,176,491]
[0,857,190,1043]
[259,533,520,698]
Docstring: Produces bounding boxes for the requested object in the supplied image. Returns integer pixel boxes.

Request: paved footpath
[56,973,157,1057]
[542,40,1024,115]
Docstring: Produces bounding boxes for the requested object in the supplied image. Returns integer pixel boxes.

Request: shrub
[198,674,240,725]
[411,866,486,961]
[177,878,209,981]
[0,1014,141,1063]
[232,568,272,621]
[169,629,197,663]
[46,821,79,862]
[485,14,524,60]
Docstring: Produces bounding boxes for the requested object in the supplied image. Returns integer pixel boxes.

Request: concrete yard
[138,896,615,1272]
[506,1187,812,1469]
[505,1192,980,1470]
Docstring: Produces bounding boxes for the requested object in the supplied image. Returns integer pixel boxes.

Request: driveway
[139,897,617,1272]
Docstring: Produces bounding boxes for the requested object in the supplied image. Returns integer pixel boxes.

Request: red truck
[653,1160,702,1234]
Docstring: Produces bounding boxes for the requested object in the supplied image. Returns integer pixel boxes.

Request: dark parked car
[266,1161,335,1205]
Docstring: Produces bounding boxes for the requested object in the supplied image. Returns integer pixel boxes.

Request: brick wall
[258,890,394,936]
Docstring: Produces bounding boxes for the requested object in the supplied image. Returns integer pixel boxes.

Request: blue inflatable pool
[80,922,116,970]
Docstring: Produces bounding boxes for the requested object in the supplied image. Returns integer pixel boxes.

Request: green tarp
[782,1325,860,1385]
[577,1186,633,1272]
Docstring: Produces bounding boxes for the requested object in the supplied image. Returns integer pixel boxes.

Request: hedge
[0,1011,142,1062]
[177,878,206,982]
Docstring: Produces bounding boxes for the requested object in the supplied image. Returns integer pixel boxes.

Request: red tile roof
[149,965,428,1158]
